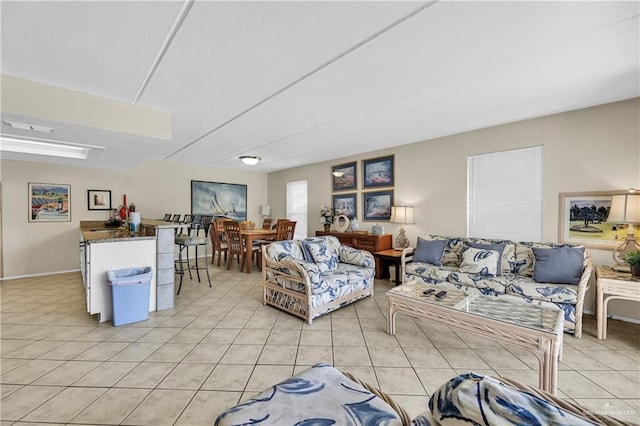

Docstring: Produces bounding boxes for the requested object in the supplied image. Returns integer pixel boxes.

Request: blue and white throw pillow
[302,240,339,272]
[459,246,500,277]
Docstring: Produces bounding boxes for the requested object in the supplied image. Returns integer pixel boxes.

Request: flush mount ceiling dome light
[239,155,261,166]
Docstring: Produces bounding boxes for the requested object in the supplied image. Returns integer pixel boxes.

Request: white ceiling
[1,0,638,172]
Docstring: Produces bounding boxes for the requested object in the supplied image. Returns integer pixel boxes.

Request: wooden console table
[315,231,392,278]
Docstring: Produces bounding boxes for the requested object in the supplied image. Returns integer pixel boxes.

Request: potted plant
[622,250,640,277]
[320,206,335,232]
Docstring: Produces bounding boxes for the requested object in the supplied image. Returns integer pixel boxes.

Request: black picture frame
[363,154,394,188]
[87,190,112,211]
[362,190,394,221]
[332,161,357,192]
[191,180,247,221]
[332,193,357,219]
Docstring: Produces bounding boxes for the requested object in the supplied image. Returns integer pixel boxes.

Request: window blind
[286,180,308,239]
[467,146,542,242]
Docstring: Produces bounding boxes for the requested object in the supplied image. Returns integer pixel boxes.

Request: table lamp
[390,205,414,249]
[608,189,640,271]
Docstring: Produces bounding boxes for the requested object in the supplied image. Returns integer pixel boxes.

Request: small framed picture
[363,154,394,188]
[29,183,71,222]
[332,161,357,191]
[363,190,394,221]
[88,190,112,210]
[333,193,357,219]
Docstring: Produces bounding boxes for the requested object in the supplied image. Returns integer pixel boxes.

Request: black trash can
[106,266,153,326]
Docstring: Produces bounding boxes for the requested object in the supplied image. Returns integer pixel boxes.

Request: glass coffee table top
[387,281,562,334]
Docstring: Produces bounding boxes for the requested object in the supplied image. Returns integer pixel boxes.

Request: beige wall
[1,160,268,277]
[267,98,640,320]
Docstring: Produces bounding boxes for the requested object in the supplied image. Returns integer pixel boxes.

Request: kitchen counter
[80,219,187,243]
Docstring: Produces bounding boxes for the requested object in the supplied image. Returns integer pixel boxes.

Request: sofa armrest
[572,251,593,338]
[339,246,374,269]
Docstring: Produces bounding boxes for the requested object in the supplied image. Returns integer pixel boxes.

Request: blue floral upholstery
[263,236,375,324]
[412,372,598,426]
[402,235,593,337]
[215,364,404,426]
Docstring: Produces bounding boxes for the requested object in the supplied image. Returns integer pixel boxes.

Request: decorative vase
[323,223,330,232]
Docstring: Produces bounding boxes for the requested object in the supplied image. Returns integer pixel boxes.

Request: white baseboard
[583,308,640,325]
[0,269,80,281]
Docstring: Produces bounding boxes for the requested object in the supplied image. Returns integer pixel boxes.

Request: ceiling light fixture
[239,155,261,166]
[0,135,91,159]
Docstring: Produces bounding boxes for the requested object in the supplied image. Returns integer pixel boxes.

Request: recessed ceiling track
[165,0,440,162]
[132,0,195,105]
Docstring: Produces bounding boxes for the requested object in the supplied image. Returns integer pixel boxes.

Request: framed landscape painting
[333,193,357,219]
[332,161,357,192]
[191,180,247,221]
[363,155,394,188]
[558,190,640,249]
[29,183,70,222]
[363,190,393,221]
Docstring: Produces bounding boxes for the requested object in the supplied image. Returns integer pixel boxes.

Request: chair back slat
[276,220,297,241]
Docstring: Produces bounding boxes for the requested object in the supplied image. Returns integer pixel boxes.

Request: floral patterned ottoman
[214,363,409,425]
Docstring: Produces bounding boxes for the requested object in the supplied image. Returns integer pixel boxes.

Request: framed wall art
[558,190,640,250]
[191,180,247,221]
[362,190,393,221]
[29,183,71,222]
[363,154,394,188]
[332,161,357,192]
[87,190,112,210]
[332,193,357,219]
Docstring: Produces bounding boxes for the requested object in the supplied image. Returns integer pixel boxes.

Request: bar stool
[175,215,212,294]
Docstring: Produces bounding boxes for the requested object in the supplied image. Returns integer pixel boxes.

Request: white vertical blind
[467,146,542,241]
[286,180,308,239]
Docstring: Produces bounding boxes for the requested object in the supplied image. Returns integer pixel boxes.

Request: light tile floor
[1,266,639,424]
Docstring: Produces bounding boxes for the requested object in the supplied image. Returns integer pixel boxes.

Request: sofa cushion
[532,246,584,285]
[466,242,506,275]
[447,271,510,295]
[506,275,579,304]
[414,237,447,265]
[405,262,456,283]
[302,239,339,272]
[459,246,501,277]
[266,240,305,262]
[514,242,587,278]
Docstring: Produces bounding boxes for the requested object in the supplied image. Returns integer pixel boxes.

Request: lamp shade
[390,205,415,224]
[261,205,271,216]
[608,194,640,224]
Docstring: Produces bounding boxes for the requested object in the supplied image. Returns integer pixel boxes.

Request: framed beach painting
[87,190,111,210]
[29,183,71,222]
[333,193,357,219]
[362,190,393,221]
[363,155,394,188]
[558,190,640,250]
[332,161,357,192]
[191,180,247,221]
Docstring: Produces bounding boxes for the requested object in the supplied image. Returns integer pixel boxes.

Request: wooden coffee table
[386,281,564,395]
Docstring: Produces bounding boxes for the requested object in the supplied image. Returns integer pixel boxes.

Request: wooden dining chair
[223,221,258,272]
[275,220,297,241]
[262,218,273,230]
[211,218,231,266]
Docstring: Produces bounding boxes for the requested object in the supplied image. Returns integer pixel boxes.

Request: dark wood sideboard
[315,231,392,278]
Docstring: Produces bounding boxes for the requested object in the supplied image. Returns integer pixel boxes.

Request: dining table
[240,228,278,274]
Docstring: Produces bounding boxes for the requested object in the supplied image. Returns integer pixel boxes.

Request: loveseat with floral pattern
[401,235,593,337]
[261,235,375,324]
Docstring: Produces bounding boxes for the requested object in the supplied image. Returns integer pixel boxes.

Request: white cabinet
[84,238,157,323]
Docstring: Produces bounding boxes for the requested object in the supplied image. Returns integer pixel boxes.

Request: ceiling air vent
[2,120,54,133]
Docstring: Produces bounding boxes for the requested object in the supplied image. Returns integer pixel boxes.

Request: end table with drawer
[595,265,640,339]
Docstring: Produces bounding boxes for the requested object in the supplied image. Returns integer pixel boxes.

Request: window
[286,180,308,239]
[467,146,542,241]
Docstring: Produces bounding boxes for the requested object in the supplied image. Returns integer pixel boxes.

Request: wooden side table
[595,265,640,339]
[373,249,406,284]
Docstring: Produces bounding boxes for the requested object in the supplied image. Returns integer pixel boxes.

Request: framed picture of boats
[29,183,71,222]
[191,180,247,221]
[332,161,357,192]
[362,190,393,221]
[363,155,394,188]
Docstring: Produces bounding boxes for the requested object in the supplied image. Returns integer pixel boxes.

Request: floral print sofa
[261,235,375,324]
[401,235,593,337]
